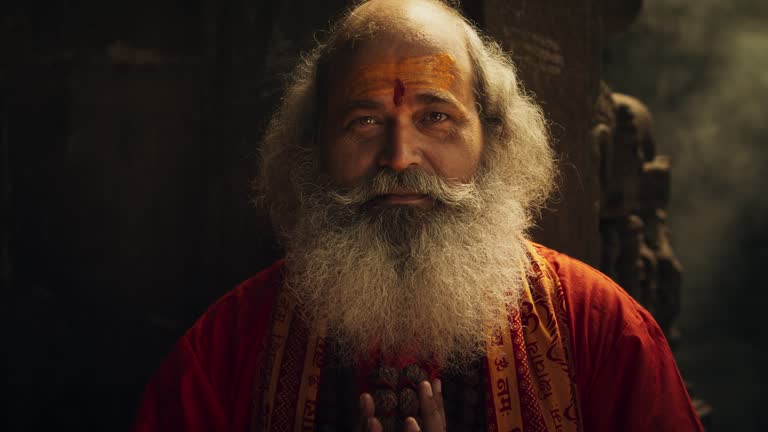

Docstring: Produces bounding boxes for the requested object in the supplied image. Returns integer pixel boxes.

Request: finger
[360,393,375,417]
[359,393,376,431]
[404,416,421,432]
[369,417,383,432]
[430,379,446,429]
[417,380,445,431]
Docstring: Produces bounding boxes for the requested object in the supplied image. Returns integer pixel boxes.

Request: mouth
[371,193,433,207]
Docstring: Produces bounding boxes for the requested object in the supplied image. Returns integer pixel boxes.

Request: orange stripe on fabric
[272,312,309,432]
[487,311,524,431]
[293,328,327,431]
[527,244,583,430]
[262,291,295,432]
[484,243,583,432]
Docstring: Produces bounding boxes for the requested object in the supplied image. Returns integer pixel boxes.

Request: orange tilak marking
[346,54,457,101]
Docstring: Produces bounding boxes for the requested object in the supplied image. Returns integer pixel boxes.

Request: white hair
[256,0,555,234]
[254,0,557,369]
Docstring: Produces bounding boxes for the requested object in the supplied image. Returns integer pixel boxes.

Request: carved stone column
[482,0,603,266]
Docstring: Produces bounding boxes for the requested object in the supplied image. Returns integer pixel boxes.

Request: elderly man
[133,1,703,431]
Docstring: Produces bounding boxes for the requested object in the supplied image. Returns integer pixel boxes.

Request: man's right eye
[351,116,378,128]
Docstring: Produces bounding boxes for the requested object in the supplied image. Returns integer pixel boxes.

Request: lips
[374,193,431,205]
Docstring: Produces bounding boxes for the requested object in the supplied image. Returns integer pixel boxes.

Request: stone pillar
[483,0,603,266]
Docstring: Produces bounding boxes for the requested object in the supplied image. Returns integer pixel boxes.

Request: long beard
[281,168,530,371]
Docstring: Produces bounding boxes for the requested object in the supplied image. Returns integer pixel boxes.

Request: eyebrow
[339,91,467,114]
[413,90,469,116]
[413,91,458,106]
[343,99,386,110]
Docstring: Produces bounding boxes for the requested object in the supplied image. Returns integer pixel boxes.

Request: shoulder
[530,244,701,431]
[183,260,285,371]
[529,242,665,385]
[191,260,285,329]
[133,261,287,431]
[532,242,627,300]
[531,242,647,330]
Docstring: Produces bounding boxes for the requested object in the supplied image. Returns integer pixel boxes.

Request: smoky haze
[604,0,768,429]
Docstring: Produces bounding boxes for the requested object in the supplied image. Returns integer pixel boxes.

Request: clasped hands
[359,379,446,432]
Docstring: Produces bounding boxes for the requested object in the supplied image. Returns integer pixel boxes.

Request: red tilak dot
[393,78,405,106]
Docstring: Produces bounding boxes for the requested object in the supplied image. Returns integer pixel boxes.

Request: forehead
[345,53,459,100]
[340,25,471,69]
[326,34,474,103]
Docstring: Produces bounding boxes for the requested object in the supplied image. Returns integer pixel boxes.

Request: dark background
[605,0,768,430]
[3,0,765,430]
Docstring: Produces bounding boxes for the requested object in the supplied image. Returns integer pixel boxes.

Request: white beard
[281,169,531,371]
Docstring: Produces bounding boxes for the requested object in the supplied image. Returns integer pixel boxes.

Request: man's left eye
[425,112,448,123]
[355,116,378,126]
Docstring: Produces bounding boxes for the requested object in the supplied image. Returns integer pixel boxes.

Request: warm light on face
[345,54,458,104]
[322,47,483,189]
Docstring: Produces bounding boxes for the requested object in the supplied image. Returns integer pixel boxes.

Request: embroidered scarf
[250,243,583,431]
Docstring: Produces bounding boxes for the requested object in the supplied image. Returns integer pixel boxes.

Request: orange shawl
[251,243,583,432]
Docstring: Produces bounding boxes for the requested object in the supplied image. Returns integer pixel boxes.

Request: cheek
[452,123,484,178]
[428,130,482,180]
[323,134,380,186]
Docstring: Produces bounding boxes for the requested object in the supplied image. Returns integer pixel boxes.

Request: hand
[359,393,383,431]
[405,379,446,432]
[358,379,446,432]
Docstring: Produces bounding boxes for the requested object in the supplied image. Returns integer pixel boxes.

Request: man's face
[319,35,484,209]
[279,16,542,367]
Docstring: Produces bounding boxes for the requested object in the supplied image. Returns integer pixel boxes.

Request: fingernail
[420,380,433,397]
[405,417,420,431]
[359,393,366,410]
[433,379,441,394]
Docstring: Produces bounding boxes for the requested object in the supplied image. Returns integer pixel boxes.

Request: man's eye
[426,112,448,123]
[353,116,378,127]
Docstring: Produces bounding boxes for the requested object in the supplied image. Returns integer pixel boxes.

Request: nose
[378,119,422,171]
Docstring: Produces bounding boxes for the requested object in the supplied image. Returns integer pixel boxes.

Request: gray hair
[256,0,555,234]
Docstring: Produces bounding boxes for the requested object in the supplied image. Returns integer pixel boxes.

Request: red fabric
[533,244,703,432]
[132,246,704,432]
[132,261,284,432]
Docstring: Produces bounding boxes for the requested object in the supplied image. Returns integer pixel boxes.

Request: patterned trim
[253,242,583,432]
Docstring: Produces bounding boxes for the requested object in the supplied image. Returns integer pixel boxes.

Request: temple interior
[4,0,767,430]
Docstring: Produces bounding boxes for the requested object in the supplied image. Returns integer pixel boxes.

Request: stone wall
[3,0,687,430]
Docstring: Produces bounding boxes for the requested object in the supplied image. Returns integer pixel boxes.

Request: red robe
[132,244,704,431]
